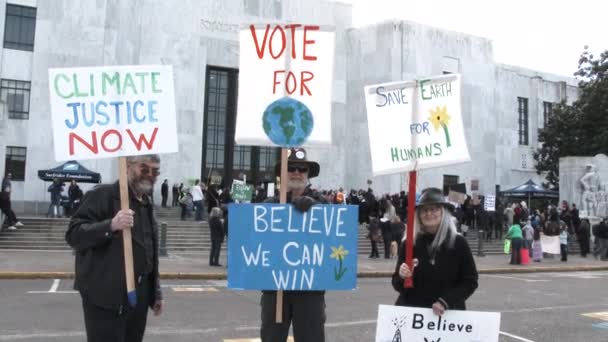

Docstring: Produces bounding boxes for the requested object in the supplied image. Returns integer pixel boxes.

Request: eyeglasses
[288,165,309,173]
[420,205,442,214]
[139,164,160,176]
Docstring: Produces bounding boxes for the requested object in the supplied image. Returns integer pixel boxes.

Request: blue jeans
[194,201,204,221]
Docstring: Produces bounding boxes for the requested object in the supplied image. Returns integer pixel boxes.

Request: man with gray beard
[261,148,328,342]
[66,154,163,342]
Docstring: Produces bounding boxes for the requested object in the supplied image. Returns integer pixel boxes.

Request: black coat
[66,182,162,310]
[392,232,478,310]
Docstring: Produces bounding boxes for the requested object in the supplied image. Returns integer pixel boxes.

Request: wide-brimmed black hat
[274,148,320,178]
[416,187,455,211]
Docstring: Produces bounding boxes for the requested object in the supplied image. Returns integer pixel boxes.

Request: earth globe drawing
[262,97,314,147]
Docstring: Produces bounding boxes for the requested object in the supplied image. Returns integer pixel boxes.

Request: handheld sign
[228,203,358,290]
[364,74,470,175]
[235,24,335,147]
[376,305,500,342]
[484,195,496,211]
[49,65,177,307]
[231,181,254,202]
[48,65,178,161]
[364,74,469,289]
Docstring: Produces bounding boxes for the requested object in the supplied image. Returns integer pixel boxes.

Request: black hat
[416,187,455,211]
[274,148,320,178]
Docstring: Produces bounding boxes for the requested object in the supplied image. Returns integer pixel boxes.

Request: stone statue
[580,164,601,216]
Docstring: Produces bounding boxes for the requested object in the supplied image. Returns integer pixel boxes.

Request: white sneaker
[15,221,24,226]
[7,226,17,230]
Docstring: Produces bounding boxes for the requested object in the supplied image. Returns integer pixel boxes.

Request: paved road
[1,272,607,341]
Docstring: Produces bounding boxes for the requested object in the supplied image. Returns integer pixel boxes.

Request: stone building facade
[0,0,578,211]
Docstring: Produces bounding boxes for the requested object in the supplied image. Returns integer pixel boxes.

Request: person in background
[392,187,478,315]
[367,216,381,258]
[66,154,163,342]
[532,221,543,262]
[208,207,224,267]
[68,180,84,216]
[521,218,534,257]
[171,183,179,207]
[47,178,64,218]
[0,172,23,230]
[506,218,524,265]
[190,180,204,222]
[160,179,169,208]
[559,223,569,262]
[578,218,591,258]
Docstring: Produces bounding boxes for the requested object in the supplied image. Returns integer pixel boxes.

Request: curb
[1,265,607,280]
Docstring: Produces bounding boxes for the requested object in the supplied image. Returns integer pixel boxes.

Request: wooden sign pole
[404,170,416,288]
[275,148,289,323]
[119,157,137,307]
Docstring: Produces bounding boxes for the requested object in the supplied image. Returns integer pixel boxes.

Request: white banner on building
[235,24,335,147]
[48,65,178,161]
[541,234,561,254]
[376,305,500,342]
[364,74,470,175]
[484,195,496,211]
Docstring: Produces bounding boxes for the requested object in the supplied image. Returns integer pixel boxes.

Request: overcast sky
[341,0,607,77]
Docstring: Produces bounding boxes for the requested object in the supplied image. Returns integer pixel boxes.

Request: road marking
[49,279,60,292]
[592,322,608,330]
[27,279,78,294]
[499,330,536,341]
[0,332,86,340]
[502,303,608,313]
[582,311,608,321]
[483,275,549,282]
[224,338,293,342]
[172,287,219,292]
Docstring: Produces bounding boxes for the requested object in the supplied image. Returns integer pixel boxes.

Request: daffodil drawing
[330,245,349,281]
[428,105,452,147]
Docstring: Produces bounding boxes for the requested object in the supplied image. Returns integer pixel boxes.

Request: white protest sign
[484,195,496,211]
[540,234,560,254]
[235,24,335,147]
[376,305,500,342]
[364,74,470,175]
[49,65,178,161]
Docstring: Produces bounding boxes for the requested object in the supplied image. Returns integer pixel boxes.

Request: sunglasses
[139,164,160,176]
[288,165,309,173]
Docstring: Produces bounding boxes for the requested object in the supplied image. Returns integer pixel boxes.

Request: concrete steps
[0,217,584,255]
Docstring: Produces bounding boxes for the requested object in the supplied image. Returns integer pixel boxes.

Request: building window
[3,4,37,51]
[518,97,529,145]
[442,174,459,195]
[4,146,26,181]
[1,79,31,119]
[202,67,279,186]
[543,101,553,126]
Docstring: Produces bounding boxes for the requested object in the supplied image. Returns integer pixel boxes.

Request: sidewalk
[0,250,607,279]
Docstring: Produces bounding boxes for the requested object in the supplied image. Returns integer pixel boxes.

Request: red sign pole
[404,170,417,288]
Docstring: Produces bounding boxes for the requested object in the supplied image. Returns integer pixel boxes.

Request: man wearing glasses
[261,148,329,342]
[66,154,163,342]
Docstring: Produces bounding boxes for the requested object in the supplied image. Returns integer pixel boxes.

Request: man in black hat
[261,147,328,342]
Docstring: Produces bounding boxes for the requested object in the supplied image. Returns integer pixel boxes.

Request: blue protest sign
[227,203,358,291]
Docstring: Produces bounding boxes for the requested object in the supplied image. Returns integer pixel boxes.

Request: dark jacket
[392,232,478,310]
[209,216,224,242]
[66,182,162,310]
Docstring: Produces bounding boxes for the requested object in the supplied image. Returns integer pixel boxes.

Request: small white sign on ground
[376,305,500,342]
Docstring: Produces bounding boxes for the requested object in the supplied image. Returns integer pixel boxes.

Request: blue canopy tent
[500,179,558,208]
[37,160,101,183]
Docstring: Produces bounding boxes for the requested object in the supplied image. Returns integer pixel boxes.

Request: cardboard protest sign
[484,195,496,211]
[376,305,500,342]
[448,190,466,205]
[231,181,254,202]
[227,203,358,290]
[364,74,470,175]
[48,65,177,161]
[541,234,560,254]
[235,25,335,147]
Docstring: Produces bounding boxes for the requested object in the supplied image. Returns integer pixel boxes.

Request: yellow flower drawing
[330,245,349,261]
[428,105,452,147]
[330,245,349,281]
